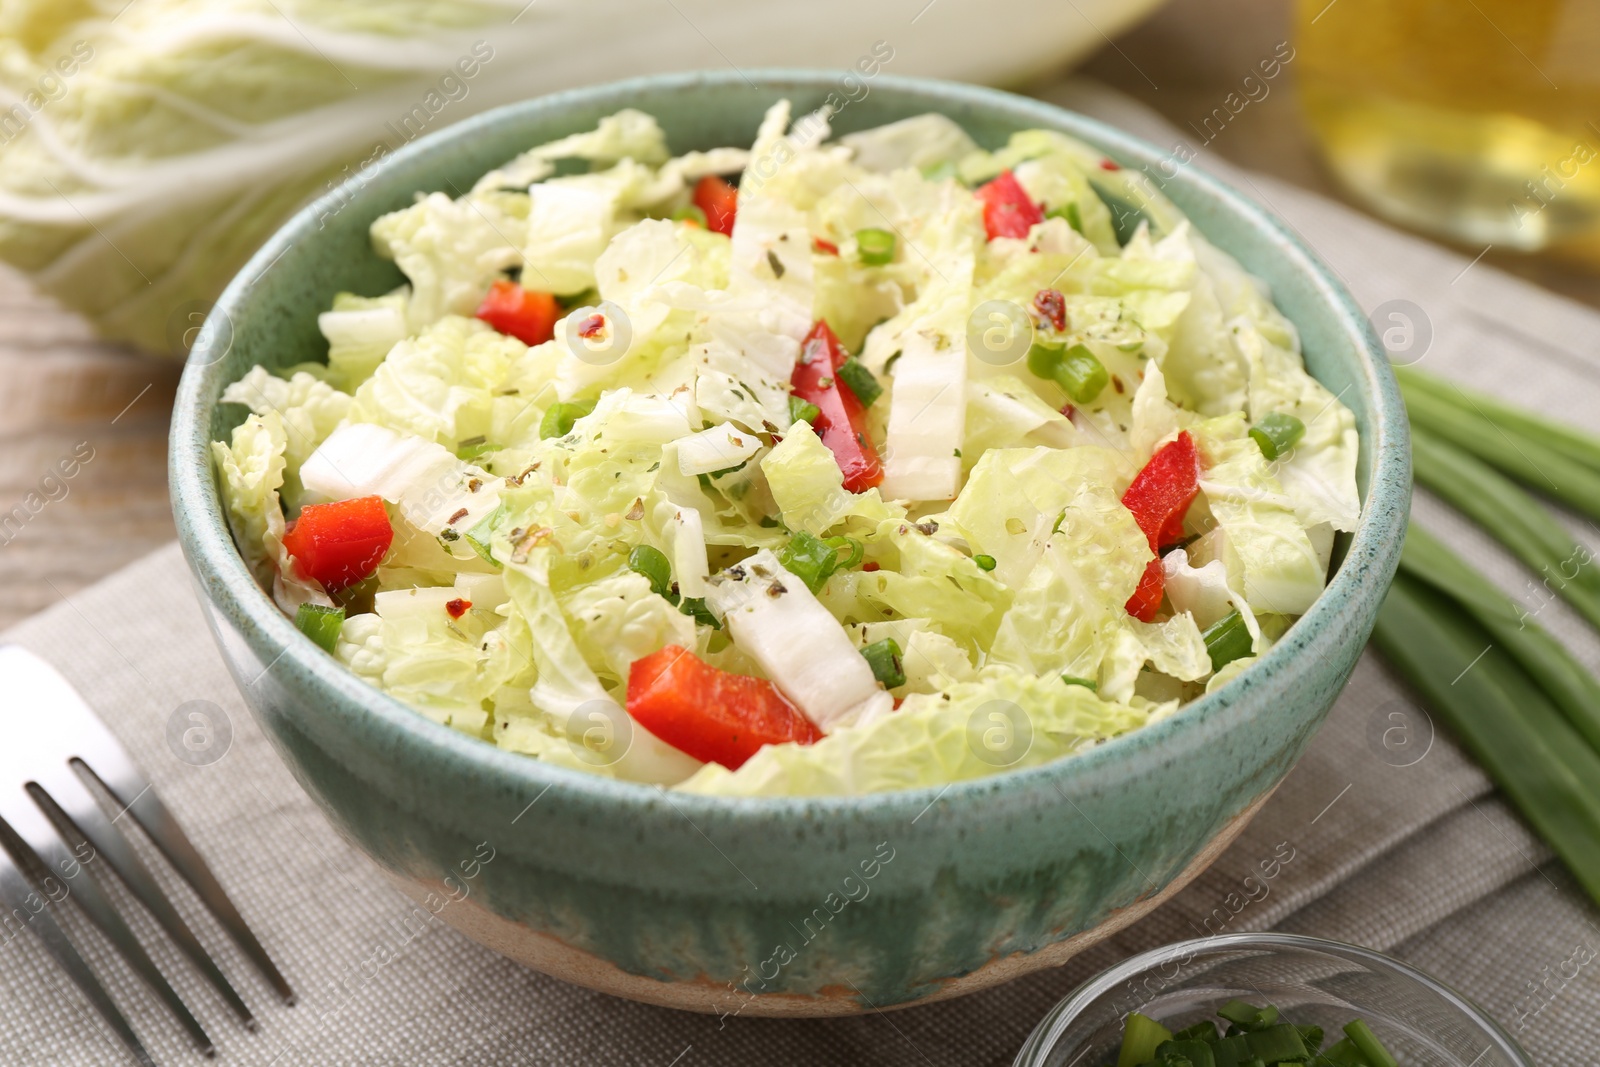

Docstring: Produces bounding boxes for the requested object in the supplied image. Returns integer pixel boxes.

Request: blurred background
[0,0,1590,627]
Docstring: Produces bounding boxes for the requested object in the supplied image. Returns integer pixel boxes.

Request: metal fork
[0,645,293,1065]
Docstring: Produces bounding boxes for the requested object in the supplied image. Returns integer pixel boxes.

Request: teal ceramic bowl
[170,71,1410,1016]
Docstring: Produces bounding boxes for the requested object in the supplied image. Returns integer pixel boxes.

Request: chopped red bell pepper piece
[975,169,1043,241]
[475,279,559,347]
[282,495,393,591]
[812,237,840,256]
[1126,559,1166,623]
[791,321,884,493]
[1119,431,1202,621]
[693,175,738,237]
[1124,431,1202,548]
[627,645,821,769]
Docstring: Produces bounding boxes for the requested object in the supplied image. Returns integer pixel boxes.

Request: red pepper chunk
[475,280,559,346]
[1125,560,1166,623]
[976,170,1043,241]
[791,321,884,493]
[1119,431,1202,621]
[282,496,393,592]
[693,175,738,237]
[627,645,821,770]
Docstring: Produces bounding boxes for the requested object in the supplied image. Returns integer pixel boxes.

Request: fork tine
[0,645,290,1011]
[74,758,295,1005]
[0,793,215,1055]
[0,827,157,1067]
[31,772,255,1026]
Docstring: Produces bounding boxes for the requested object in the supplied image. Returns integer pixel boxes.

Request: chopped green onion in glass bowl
[1015,933,1532,1067]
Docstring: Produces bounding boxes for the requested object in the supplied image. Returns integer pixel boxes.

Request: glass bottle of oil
[1296,0,1600,264]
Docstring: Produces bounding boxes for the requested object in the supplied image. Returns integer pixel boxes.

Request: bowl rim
[1011,931,1534,1066]
[170,68,1411,820]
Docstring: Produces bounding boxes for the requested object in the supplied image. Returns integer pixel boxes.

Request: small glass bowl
[1014,932,1533,1067]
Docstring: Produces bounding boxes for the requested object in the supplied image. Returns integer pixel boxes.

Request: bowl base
[382,787,1276,1017]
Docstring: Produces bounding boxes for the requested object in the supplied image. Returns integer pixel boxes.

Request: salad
[212,102,1360,796]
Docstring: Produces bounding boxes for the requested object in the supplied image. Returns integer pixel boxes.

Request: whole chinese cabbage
[0,0,1166,354]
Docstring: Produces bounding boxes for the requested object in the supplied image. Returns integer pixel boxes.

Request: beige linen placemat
[2,79,1597,1066]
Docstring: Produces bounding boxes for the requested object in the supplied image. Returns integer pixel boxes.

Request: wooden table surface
[0,0,1589,630]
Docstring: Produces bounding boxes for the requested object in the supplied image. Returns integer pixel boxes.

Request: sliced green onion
[1170,1020,1219,1044]
[1061,675,1098,691]
[1320,1037,1365,1065]
[788,395,821,426]
[295,603,345,653]
[1153,1039,1216,1067]
[1401,380,1600,521]
[824,535,865,570]
[1031,341,1108,403]
[1211,1035,1252,1065]
[973,553,997,572]
[1248,412,1305,461]
[778,530,840,594]
[854,227,897,266]
[1057,345,1108,402]
[1115,1012,1173,1067]
[1216,1004,1267,1023]
[860,638,906,689]
[672,204,708,226]
[1027,338,1065,380]
[1341,1020,1397,1067]
[1373,575,1600,904]
[836,358,883,407]
[1202,611,1253,673]
[1400,526,1600,752]
[539,397,596,440]
[627,544,673,598]
[1243,1023,1304,1061]
[1111,1003,1384,1067]
[1410,429,1600,631]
